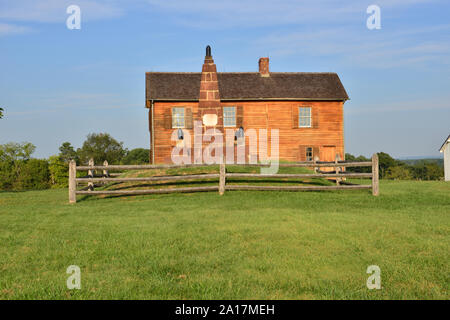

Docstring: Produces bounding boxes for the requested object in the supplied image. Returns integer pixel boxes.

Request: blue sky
[0,0,449,159]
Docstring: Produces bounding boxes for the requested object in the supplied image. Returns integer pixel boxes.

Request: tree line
[0,133,444,191]
[0,133,149,191]
[346,152,443,180]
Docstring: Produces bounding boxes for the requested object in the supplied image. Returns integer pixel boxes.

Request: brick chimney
[259,57,269,77]
[199,45,222,127]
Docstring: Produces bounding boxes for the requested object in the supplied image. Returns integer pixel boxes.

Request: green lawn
[0,180,449,299]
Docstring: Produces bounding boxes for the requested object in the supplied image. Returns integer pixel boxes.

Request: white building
[439,134,450,181]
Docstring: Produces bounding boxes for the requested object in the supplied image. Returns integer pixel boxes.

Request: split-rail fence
[68,154,379,203]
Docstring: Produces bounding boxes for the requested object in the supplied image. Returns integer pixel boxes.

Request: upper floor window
[172,107,185,128]
[223,106,236,127]
[299,107,311,127]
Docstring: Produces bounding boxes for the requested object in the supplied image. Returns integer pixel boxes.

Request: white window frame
[298,107,312,128]
[172,107,185,128]
[223,106,236,127]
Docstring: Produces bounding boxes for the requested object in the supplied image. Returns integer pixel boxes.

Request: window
[177,128,184,140]
[172,107,185,128]
[223,106,236,127]
[306,147,313,161]
[235,126,245,140]
[235,127,245,146]
[298,107,311,128]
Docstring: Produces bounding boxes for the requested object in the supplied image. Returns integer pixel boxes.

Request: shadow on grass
[74,177,344,203]
[99,178,334,191]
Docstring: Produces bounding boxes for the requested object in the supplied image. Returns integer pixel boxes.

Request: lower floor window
[306,147,313,161]
[223,106,236,127]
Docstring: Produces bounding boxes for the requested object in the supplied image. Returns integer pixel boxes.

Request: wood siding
[148,101,344,164]
[444,144,450,181]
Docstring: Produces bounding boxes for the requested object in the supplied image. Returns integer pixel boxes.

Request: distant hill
[399,158,444,168]
[398,155,443,160]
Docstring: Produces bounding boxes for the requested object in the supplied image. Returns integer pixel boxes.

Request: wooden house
[145,46,349,164]
[439,134,450,181]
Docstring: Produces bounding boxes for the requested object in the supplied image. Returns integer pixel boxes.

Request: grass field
[0,178,449,299]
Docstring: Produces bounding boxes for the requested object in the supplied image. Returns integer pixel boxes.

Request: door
[321,146,336,172]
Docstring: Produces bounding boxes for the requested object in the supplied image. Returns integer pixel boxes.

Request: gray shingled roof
[146,72,349,101]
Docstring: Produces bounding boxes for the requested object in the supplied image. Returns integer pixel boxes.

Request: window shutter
[312,107,319,129]
[313,146,320,161]
[164,108,172,129]
[292,106,299,128]
[185,108,193,129]
[298,145,306,161]
[236,105,244,127]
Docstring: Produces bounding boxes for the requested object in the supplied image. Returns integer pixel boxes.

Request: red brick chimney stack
[259,57,270,77]
[198,45,222,127]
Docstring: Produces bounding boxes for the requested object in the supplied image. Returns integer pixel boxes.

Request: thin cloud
[0,0,440,27]
[0,22,33,36]
[252,21,450,69]
[6,92,136,116]
[145,0,438,28]
[347,98,450,114]
[8,105,133,116]
[0,0,123,23]
[145,0,362,27]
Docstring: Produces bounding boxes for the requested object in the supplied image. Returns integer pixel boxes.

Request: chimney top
[206,45,212,57]
[259,57,269,77]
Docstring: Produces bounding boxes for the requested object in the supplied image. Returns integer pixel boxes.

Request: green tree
[0,142,36,162]
[14,159,50,190]
[424,163,444,180]
[385,166,413,180]
[58,142,78,163]
[0,107,4,119]
[48,155,68,188]
[122,148,150,164]
[377,152,400,178]
[0,142,37,190]
[0,142,54,191]
[0,161,15,190]
[345,153,371,173]
[78,133,127,165]
[411,162,443,180]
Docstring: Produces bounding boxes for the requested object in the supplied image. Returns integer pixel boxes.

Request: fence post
[88,158,94,191]
[69,160,77,203]
[103,160,109,177]
[372,153,379,196]
[219,158,226,195]
[313,156,319,173]
[335,154,341,185]
[102,160,109,186]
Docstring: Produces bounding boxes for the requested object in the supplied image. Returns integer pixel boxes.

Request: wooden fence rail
[69,153,379,203]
